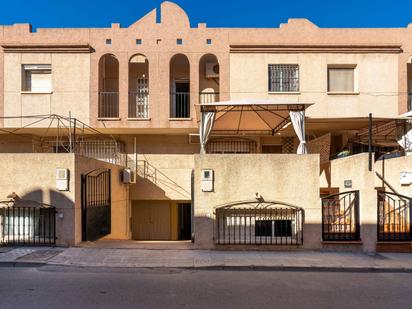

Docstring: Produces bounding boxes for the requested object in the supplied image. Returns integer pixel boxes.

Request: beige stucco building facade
[0,1,412,252]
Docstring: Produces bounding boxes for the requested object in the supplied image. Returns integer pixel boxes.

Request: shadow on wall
[1,189,76,246]
[193,215,381,252]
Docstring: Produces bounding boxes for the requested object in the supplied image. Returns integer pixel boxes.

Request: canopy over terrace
[196,100,313,154]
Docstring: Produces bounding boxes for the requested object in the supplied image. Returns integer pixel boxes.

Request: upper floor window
[328,66,356,93]
[268,64,299,92]
[177,38,183,45]
[22,64,52,93]
[106,39,112,45]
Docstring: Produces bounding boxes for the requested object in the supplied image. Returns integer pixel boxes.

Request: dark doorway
[178,203,191,240]
[81,169,111,242]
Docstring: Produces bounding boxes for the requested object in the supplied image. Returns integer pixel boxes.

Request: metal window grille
[214,201,304,246]
[129,78,149,118]
[377,191,412,241]
[322,191,360,241]
[268,64,299,92]
[207,139,257,154]
[0,206,56,246]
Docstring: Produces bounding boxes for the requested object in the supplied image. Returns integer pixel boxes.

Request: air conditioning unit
[122,168,136,184]
[205,62,219,79]
[56,168,69,191]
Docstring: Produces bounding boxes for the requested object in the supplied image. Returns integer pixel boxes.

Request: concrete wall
[230,53,399,119]
[194,154,321,249]
[3,53,90,127]
[0,153,128,246]
[374,156,412,197]
[320,153,377,251]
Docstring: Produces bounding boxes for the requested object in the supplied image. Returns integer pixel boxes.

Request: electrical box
[56,169,69,191]
[201,169,214,192]
[400,171,412,185]
[122,168,136,184]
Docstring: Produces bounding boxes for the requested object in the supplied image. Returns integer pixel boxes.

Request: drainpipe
[368,113,373,171]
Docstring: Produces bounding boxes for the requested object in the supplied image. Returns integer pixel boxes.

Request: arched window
[128,54,149,118]
[199,54,219,104]
[170,54,190,118]
[98,54,119,118]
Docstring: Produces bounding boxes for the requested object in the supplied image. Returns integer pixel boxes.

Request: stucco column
[189,54,200,120]
[218,52,230,102]
[118,52,129,121]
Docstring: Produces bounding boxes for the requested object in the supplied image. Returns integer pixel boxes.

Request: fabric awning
[196,100,312,135]
[196,100,313,154]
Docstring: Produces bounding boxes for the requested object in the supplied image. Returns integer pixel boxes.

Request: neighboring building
[0,2,411,252]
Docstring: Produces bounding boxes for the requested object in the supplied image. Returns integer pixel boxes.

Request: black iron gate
[81,169,111,242]
[0,205,56,246]
[322,191,360,241]
[214,200,304,246]
[377,191,412,241]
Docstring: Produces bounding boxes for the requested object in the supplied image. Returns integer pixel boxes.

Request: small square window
[328,66,356,93]
[136,39,142,45]
[22,64,52,93]
[206,39,212,45]
[177,38,183,45]
[106,39,112,45]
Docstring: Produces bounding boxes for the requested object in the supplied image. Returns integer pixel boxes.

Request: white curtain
[397,122,412,156]
[199,112,216,154]
[290,111,307,154]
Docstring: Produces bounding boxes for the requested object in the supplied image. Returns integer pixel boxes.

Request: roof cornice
[1,44,92,53]
[230,44,403,54]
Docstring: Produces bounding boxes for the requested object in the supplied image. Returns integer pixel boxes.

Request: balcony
[98,92,119,118]
[170,92,190,118]
[199,92,220,104]
[129,91,149,119]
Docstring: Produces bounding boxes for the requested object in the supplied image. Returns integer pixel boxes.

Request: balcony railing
[170,92,190,118]
[199,92,220,104]
[98,92,119,118]
[129,91,149,118]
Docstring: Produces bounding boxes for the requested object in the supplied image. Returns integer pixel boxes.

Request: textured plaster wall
[194,154,321,249]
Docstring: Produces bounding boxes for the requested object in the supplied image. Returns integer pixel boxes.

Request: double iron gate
[81,169,112,242]
[0,205,56,246]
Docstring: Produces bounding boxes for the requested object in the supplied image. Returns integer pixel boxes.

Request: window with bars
[268,64,299,92]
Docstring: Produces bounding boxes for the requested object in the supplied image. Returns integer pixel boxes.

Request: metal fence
[199,92,220,104]
[129,91,149,118]
[0,206,56,246]
[322,191,360,241]
[378,191,412,241]
[98,92,119,118]
[207,138,257,154]
[214,201,304,246]
[170,92,190,118]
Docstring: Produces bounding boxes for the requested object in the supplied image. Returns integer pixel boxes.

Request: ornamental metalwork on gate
[214,200,304,246]
[322,191,360,241]
[377,191,412,241]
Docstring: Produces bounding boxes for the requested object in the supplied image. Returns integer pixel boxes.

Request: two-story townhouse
[0,1,411,252]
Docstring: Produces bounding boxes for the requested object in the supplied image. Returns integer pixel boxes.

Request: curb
[0,261,46,268]
[36,263,412,273]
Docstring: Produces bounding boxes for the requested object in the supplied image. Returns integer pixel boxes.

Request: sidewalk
[2,246,412,272]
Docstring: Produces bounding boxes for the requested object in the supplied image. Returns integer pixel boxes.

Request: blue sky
[0,0,411,29]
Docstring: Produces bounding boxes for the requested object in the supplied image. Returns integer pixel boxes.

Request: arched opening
[170,54,190,118]
[98,54,119,118]
[128,54,149,118]
[199,54,220,104]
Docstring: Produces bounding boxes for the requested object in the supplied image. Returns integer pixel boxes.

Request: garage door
[132,201,171,240]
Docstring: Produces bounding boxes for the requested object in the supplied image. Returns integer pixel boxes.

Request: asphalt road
[0,266,411,309]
